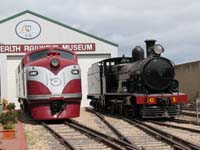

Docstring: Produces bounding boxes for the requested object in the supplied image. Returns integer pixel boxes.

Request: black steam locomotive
[87,40,187,118]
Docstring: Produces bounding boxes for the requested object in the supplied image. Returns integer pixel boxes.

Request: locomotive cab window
[53,49,74,60]
[29,50,49,62]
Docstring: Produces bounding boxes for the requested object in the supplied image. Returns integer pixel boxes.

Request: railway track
[170,118,200,126]
[144,121,200,148]
[41,119,139,150]
[86,108,139,146]
[176,111,200,125]
[181,106,200,118]
[148,120,200,134]
[41,122,76,150]
[86,108,173,150]
[125,119,200,150]
[183,107,197,111]
[181,111,198,117]
[86,108,200,150]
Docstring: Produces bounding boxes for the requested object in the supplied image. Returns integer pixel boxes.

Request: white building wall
[0,54,8,101]
[0,11,118,108]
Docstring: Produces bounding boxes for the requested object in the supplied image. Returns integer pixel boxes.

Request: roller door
[7,55,23,109]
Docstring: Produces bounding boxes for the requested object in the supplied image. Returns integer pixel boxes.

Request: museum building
[0,10,118,108]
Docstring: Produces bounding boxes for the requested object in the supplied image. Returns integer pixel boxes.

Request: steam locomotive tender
[16,47,82,120]
[87,40,187,118]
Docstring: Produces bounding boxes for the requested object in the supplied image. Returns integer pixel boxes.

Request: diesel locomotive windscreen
[142,58,175,91]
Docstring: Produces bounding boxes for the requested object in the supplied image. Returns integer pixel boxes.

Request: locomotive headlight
[50,58,60,68]
[153,44,164,55]
[29,71,38,76]
[71,69,79,75]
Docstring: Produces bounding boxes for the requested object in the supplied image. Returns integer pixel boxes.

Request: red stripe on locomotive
[62,79,82,93]
[136,93,187,104]
[27,81,51,95]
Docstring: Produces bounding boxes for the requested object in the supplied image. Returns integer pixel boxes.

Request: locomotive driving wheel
[19,99,29,113]
[118,103,123,115]
[110,102,116,114]
[123,107,129,117]
[138,106,144,118]
[95,101,100,111]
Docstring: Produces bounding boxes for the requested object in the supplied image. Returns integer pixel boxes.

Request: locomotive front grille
[50,100,65,113]
[141,105,178,118]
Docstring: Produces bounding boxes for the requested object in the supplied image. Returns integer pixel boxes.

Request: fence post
[196,98,200,124]
[196,90,200,124]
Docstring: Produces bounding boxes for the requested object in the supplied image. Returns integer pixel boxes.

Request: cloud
[0,0,200,64]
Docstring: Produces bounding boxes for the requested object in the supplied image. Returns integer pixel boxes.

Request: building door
[7,55,23,109]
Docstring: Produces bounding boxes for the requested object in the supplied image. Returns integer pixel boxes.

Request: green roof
[0,10,118,47]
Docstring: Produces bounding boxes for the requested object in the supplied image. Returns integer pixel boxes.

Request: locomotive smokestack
[145,40,156,57]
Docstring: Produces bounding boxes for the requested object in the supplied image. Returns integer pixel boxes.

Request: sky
[0,0,200,64]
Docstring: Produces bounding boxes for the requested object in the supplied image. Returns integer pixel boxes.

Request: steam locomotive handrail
[124,118,200,150]
[65,119,139,150]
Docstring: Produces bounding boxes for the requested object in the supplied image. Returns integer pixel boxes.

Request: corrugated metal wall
[175,61,200,103]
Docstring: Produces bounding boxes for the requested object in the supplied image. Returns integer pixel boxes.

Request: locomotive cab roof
[99,57,132,66]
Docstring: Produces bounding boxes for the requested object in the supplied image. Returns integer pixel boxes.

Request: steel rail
[41,122,77,150]
[149,121,200,134]
[181,111,197,117]
[85,107,141,149]
[183,107,196,112]
[65,119,139,150]
[172,118,200,126]
[124,118,200,150]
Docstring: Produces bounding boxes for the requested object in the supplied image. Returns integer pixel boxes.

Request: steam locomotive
[16,47,82,120]
[87,40,187,118]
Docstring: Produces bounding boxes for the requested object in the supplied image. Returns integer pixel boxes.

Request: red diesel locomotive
[16,47,82,120]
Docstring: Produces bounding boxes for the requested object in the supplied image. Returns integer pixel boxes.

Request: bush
[3,122,15,130]
[0,111,18,125]
[7,103,16,111]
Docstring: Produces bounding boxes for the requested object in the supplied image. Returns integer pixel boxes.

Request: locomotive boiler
[16,47,82,120]
[87,40,187,118]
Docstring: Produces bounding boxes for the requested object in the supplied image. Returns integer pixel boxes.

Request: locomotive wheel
[95,101,100,111]
[99,102,103,112]
[139,107,144,118]
[124,110,129,117]
[93,99,98,111]
[20,99,28,113]
[118,103,123,115]
[110,103,115,114]
[19,99,24,110]
[94,102,98,111]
